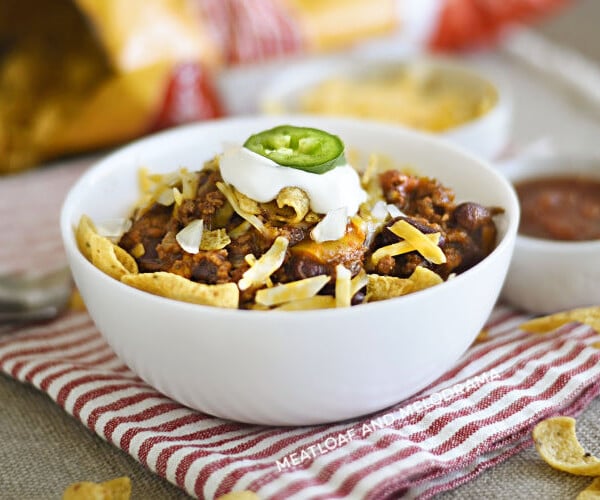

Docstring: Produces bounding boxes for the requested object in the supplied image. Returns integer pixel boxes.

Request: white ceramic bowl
[61,116,518,425]
[502,153,600,314]
[259,58,511,161]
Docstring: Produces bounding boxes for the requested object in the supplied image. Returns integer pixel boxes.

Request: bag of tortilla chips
[0,0,568,174]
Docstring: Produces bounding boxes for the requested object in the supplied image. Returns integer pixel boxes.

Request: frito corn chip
[366,274,412,302]
[410,266,444,292]
[234,187,261,215]
[238,237,289,291]
[75,215,97,261]
[63,476,131,500]
[92,235,138,278]
[275,295,336,311]
[388,220,446,264]
[215,491,261,500]
[180,168,199,200]
[68,289,87,312]
[201,228,231,251]
[577,478,600,500]
[371,233,440,264]
[63,482,105,500]
[533,417,600,476]
[276,186,310,223]
[474,328,490,344]
[77,215,138,280]
[366,266,442,302]
[520,307,600,335]
[122,272,239,308]
[255,275,329,306]
[217,182,268,236]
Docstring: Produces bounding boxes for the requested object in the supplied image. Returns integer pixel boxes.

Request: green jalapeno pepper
[243,125,346,174]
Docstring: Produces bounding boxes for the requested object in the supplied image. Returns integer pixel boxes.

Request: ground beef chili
[515,176,600,241]
[374,171,501,280]
[118,164,502,308]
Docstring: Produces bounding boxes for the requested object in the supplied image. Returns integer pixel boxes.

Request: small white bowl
[61,116,518,425]
[501,153,600,314]
[259,57,511,161]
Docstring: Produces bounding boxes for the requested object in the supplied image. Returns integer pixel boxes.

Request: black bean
[453,203,491,230]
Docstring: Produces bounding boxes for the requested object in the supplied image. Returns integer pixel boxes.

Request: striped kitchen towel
[2,308,600,499]
[2,160,600,499]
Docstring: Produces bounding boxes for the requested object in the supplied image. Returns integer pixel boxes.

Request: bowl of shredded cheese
[260,57,511,161]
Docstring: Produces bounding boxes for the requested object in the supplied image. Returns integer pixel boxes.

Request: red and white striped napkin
[2,161,600,499]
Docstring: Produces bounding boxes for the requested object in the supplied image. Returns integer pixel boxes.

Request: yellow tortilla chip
[68,289,87,312]
[366,266,442,302]
[474,329,489,344]
[533,417,600,476]
[276,187,310,223]
[255,275,329,307]
[76,215,138,280]
[200,228,231,251]
[387,220,446,264]
[122,272,239,309]
[217,182,268,236]
[409,266,444,292]
[89,233,138,280]
[233,187,260,215]
[179,168,199,200]
[215,491,261,500]
[577,478,600,500]
[75,214,98,261]
[63,476,131,500]
[520,307,600,335]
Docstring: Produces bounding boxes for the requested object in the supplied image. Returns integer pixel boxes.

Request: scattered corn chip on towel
[2,161,600,499]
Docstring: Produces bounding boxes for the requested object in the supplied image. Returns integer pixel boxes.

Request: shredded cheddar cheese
[387,220,446,264]
[238,237,289,291]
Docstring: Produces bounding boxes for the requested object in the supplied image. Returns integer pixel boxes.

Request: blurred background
[1,0,599,175]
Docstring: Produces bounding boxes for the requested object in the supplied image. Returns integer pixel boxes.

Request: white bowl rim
[61,115,519,320]
[507,151,600,251]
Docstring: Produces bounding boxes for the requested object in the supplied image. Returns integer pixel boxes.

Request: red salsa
[515,176,600,241]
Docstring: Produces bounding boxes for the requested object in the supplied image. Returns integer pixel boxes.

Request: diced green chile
[243,125,346,174]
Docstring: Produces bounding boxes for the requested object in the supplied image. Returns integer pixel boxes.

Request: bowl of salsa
[502,152,600,313]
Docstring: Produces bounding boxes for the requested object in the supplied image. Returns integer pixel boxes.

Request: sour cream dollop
[219,146,367,215]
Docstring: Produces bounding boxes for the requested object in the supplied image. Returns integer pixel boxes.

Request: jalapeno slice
[243,125,346,174]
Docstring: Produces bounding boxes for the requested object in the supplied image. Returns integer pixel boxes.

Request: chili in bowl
[502,152,600,314]
[259,57,511,161]
[61,116,518,425]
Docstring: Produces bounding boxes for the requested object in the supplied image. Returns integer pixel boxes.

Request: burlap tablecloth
[2,2,600,498]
